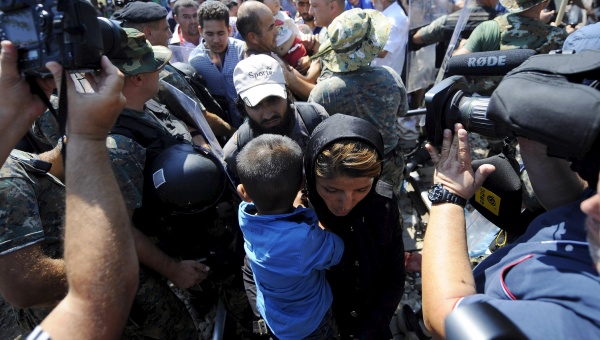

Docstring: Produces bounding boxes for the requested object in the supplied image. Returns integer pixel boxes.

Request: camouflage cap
[310,9,390,73]
[500,0,548,13]
[110,28,172,76]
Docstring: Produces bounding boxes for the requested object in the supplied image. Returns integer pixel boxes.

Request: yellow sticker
[475,187,501,216]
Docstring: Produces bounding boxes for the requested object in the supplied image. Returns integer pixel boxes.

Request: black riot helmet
[171,62,198,78]
[149,143,226,214]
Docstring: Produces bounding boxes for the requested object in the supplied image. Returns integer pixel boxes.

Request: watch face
[428,184,443,202]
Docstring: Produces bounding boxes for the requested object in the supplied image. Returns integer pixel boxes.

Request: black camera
[0,0,127,76]
[425,50,600,162]
[425,75,506,147]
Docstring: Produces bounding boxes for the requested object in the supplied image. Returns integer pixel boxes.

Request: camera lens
[98,17,128,59]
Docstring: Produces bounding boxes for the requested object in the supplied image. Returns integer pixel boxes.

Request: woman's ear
[237,184,253,202]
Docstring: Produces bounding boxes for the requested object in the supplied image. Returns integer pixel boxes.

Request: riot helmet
[171,62,198,78]
[149,143,226,214]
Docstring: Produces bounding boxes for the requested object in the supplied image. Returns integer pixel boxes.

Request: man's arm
[274,54,318,100]
[282,63,317,100]
[0,245,66,308]
[452,45,472,56]
[0,41,56,164]
[205,110,233,137]
[412,15,447,46]
[39,56,136,339]
[453,20,501,55]
[422,125,495,338]
[38,142,65,180]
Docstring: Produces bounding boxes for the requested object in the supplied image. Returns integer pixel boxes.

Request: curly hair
[198,1,230,27]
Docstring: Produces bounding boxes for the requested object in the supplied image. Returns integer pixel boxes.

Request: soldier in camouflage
[411,0,500,64]
[308,9,408,196]
[109,28,261,339]
[0,146,65,335]
[451,0,567,94]
[454,0,568,55]
[452,0,564,214]
[106,28,208,339]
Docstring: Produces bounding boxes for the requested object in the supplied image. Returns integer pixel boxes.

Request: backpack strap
[235,102,324,153]
[295,102,325,135]
[235,121,254,153]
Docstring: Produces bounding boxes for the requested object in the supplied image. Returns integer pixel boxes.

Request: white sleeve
[27,326,52,340]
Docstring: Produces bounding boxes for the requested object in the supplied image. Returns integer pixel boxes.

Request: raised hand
[425,124,495,199]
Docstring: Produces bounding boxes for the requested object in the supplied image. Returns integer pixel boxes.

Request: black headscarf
[304,114,384,232]
[305,114,399,338]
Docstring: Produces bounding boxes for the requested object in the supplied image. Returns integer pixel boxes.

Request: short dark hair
[237,134,303,213]
[173,0,199,17]
[198,1,230,27]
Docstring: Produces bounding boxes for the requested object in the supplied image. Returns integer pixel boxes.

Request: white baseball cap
[233,54,287,107]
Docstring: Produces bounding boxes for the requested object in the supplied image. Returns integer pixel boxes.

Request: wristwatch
[428,184,467,208]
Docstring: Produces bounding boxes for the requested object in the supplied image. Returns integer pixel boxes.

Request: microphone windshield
[446,49,536,77]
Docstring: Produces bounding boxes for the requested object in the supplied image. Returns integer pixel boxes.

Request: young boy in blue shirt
[236,134,344,339]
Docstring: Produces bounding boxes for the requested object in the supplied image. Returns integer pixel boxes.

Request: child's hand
[295,56,311,75]
[299,33,318,53]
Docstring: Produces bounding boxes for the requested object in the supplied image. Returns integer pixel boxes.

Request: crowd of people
[0,0,599,339]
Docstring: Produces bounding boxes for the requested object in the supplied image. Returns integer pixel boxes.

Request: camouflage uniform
[308,65,408,195]
[111,29,258,338]
[464,13,567,53]
[107,106,201,339]
[104,29,200,338]
[495,13,567,53]
[464,13,567,94]
[0,149,65,333]
[30,97,62,148]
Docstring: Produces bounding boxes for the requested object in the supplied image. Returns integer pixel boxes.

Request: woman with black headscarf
[304,114,405,339]
[241,114,405,339]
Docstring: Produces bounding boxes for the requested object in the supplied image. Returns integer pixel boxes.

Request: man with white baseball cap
[222,54,329,180]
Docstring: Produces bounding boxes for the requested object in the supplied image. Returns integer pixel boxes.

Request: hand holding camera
[0,40,56,162]
[45,56,126,142]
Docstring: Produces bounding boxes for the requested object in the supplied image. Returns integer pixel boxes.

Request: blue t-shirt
[345,0,374,10]
[238,202,344,339]
[456,190,600,338]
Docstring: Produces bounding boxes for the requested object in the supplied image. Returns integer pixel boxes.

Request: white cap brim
[240,83,287,107]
